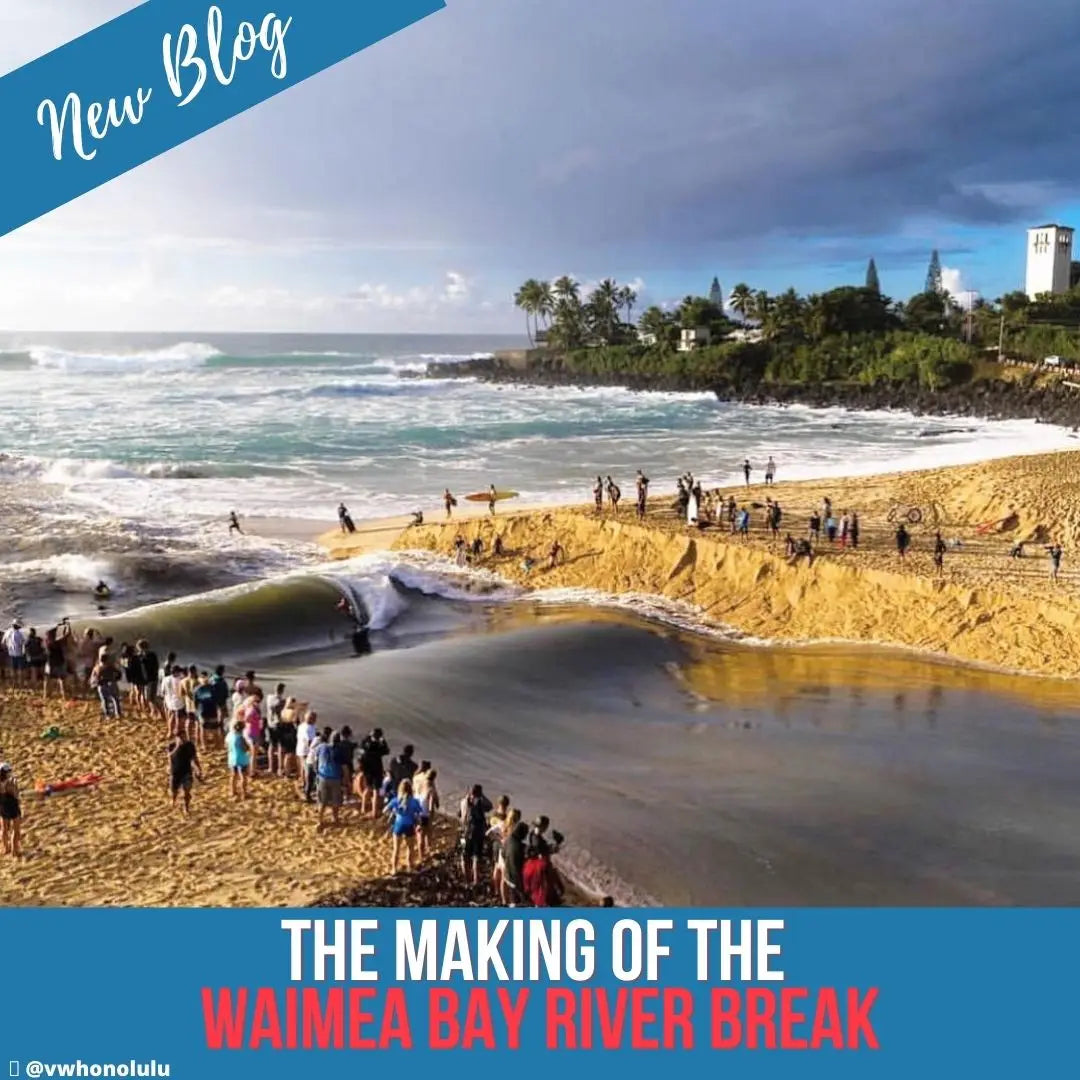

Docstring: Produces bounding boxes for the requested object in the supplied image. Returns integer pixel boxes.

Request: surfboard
[464,491,519,502]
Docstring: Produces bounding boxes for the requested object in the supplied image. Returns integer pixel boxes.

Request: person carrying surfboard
[443,489,457,519]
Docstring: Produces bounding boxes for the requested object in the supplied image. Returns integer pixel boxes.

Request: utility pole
[997,313,1005,362]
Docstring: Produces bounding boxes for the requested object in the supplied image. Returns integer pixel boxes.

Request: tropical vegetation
[512,253,1080,392]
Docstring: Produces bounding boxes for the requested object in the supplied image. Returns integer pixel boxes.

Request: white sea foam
[0,553,119,593]
[27,341,221,372]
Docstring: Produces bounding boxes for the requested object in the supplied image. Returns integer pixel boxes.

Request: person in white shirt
[2,622,27,687]
[161,665,186,738]
[295,711,317,798]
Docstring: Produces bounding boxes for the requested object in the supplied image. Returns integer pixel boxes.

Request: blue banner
[0,0,445,237]
[1,909,1075,1076]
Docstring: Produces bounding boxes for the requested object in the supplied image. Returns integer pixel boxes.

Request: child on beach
[385,779,425,874]
[0,763,22,858]
[225,720,252,800]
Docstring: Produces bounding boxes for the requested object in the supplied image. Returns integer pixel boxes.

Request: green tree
[865,258,880,293]
[638,305,678,349]
[904,290,948,335]
[513,279,542,344]
[730,283,753,319]
[588,278,621,344]
[618,283,638,326]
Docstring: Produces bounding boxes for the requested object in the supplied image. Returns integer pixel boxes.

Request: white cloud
[941,266,979,308]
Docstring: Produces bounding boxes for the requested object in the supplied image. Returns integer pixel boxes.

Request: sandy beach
[0,692,461,907]
[319,449,1080,679]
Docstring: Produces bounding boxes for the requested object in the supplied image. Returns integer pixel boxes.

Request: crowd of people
[0,628,576,904]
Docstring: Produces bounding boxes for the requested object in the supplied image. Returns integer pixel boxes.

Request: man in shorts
[2,622,27,688]
[315,732,344,830]
[168,735,203,815]
[359,727,390,819]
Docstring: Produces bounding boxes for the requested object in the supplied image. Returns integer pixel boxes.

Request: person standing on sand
[896,523,911,561]
[636,471,649,519]
[460,783,493,886]
[416,767,440,860]
[488,484,498,516]
[1047,544,1064,583]
[608,477,621,515]
[765,457,776,485]
[743,459,752,487]
[43,628,67,702]
[338,503,356,534]
[359,727,390,818]
[849,511,860,550]
[593,476,604,514]
[932,532,947,576]
[168,735,203,815]
[385,779,424,874]
[548,540,565,569]
[444,489,457,519]
[228,511,243,535]
[0,764,23,858]
[2,622,27,688]
[226,719,252,800]
[315,732,344,830]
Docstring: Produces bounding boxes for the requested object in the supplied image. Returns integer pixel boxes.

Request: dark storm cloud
[317,0,1080,258]
[152,0,1080,268]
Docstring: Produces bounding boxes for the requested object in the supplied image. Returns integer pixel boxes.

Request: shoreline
[317,449,1080,681]
[426,355,1080,430]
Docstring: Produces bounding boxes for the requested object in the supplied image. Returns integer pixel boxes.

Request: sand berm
[324,449,1080,681]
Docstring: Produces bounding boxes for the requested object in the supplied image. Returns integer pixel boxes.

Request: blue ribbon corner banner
[0,909,1078,1076]
[0,0,446,237]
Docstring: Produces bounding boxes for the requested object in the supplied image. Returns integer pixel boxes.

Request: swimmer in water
[94,580,110,597]
[228,511,242,535]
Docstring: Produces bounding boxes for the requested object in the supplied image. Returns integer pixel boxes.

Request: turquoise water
[0,330,1075,612]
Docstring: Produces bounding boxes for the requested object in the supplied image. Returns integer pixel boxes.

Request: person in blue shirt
[192,673,222,749]
[384,778,424,874]
[225,720,252,801]
[315,732,344,830]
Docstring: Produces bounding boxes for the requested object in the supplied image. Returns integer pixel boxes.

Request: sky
[1,0,1079,333]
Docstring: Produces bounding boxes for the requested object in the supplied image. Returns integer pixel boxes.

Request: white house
[1026,224,1074,300]
[637,329,658,346]
[678,327,711,352]
[729,326,764,344]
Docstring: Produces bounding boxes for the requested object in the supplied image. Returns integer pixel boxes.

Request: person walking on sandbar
[743,459,752,487]
[1047,544,1063,583]
[228,511,243,535]
[444,489,457,519]
[896,523,911,561]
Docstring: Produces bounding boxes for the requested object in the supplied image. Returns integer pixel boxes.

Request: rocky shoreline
[425,356,1080,430]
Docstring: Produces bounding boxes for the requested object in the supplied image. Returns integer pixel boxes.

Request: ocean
[3,331,1080,905]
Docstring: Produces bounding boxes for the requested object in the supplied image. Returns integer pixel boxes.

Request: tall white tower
[1026,224,1074,300]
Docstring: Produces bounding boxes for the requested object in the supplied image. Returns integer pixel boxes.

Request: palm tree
[536,281,554,332]
[752,289,772,325]
[618,284,638,327]
[773,287,803,338]
[553,275,580,306]
[729,283,753,320]
[513,279,542,345]
[591,278,621,344]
